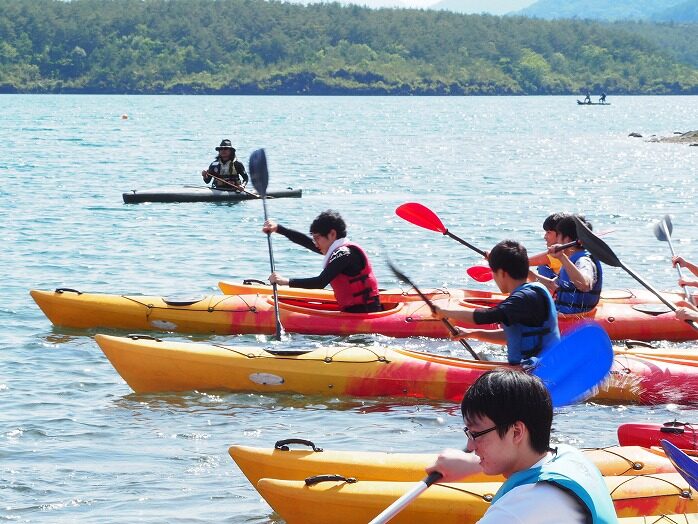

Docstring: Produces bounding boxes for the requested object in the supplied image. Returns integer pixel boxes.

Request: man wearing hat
[201,139,249,191]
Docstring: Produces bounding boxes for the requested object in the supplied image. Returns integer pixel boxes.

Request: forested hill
[1,0,697,95]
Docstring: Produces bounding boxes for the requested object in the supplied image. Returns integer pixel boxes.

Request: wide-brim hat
[215,139,235,152]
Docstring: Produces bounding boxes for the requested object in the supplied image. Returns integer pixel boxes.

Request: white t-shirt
[477,455,588,524]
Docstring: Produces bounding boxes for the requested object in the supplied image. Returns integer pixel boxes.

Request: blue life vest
[555,250,603,314]
[537,264,557,279]
[491,445,618,524]
[502,282,560,365]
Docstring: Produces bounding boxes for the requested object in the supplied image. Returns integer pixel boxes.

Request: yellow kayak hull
[95,334,698,405]
[256,473,697,523]
[228,443,677,487]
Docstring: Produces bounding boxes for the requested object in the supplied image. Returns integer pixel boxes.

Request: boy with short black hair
[426,369,618,523]
[434,240,560,365]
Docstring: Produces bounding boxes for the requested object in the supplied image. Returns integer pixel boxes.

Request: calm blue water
[2,94,698,522]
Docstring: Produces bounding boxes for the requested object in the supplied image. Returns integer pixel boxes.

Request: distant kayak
[577,99,611,106]
[122,186,302,203]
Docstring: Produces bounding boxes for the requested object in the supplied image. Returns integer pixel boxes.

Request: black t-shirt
[472,285,549,327]
[276,225,367,289]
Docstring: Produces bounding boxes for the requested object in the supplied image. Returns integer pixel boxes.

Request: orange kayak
[218,280,685,305]
[229,442,677,486]
[255,473,697,523]
[94,334,698,405]
[32,286,697,341]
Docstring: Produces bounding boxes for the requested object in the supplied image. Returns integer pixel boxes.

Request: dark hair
[309,210,347,238]
[488,240,529,280]
[555,214,592,242]
[461,369,552,453]
[542,212,570,232]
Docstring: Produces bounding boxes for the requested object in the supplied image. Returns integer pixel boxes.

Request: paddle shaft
[416,286,480,359]
[387,262,479,359]
[261,198,283,341]
[619,260,698,331]
[659,221,694,304]
[368,471,442,524]
[444,231,487,257]
[205,172,264,198]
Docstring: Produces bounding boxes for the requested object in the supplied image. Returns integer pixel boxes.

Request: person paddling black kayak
[263,210,382,313]
[201,139,249,191]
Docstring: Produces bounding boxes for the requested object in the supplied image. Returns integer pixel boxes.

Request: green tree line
[0,0,696,94]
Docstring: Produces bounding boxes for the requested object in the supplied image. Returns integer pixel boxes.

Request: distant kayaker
[528,212,569,279]
[534,215,603,314]
[263,210,382,313]
[584,91,592,104]
[426,369,618,523]
[433,240,560,365]
[201,139,249,191]
[599,92,607,104]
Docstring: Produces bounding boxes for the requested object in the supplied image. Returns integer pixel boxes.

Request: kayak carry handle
[274,438,324,452]
[126,334,162,342]
[55,288,82,295]
[243,278,268,286]
[305,474,357,486]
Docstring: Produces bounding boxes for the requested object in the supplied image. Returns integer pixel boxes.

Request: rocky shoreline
[629,130,698,146]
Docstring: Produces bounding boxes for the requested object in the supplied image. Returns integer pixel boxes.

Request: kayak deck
[122,186,302,203]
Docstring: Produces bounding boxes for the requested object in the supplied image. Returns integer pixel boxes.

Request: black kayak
[577,100,611,106]
[123,186,302,204]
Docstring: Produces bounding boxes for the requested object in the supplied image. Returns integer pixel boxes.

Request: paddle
[368,322,614,524]
[204,172,264,199]
[466,265,493,282]
[654,215,693,304]
[395,203,487,257]
[573,216,698,332]
[249,148,284,341]
[661,440,698,490]
[387,261,480,360]
[467,241,589,283]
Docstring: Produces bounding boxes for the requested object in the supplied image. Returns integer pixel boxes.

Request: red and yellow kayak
[228,442,678,487]
[94,334,698,405]
[618,422,698,450]
[32,287,697,341]
[218,280,685,305]
[255,473,697,523]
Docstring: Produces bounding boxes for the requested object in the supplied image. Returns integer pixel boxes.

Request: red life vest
[329,242,379,310]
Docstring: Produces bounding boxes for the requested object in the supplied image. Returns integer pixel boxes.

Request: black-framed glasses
[463,425,498,441]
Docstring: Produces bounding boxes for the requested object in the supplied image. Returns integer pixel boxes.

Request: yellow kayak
[256,473,696,523]
[228,442,677,486]
[94,334,698,405]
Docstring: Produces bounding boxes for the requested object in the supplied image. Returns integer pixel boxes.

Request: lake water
[1,94,698,522]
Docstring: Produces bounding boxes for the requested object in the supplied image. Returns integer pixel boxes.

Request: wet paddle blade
[661,439,698,490]
[466,265,493,282]
[573,216,622,267]
[249,148,269,198]
[653,216,673,242]
[533,323,613,407]
[395,203,447,234]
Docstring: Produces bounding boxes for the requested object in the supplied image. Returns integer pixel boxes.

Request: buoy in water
[121,113,128,120]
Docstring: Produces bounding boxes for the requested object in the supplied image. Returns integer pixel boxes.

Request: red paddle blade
[395,203,447,234]
[467,265,493,282]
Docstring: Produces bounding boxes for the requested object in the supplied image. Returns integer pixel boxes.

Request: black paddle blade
[653,215,673,242]
[249,148,269,197]
[574,216,622,267]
